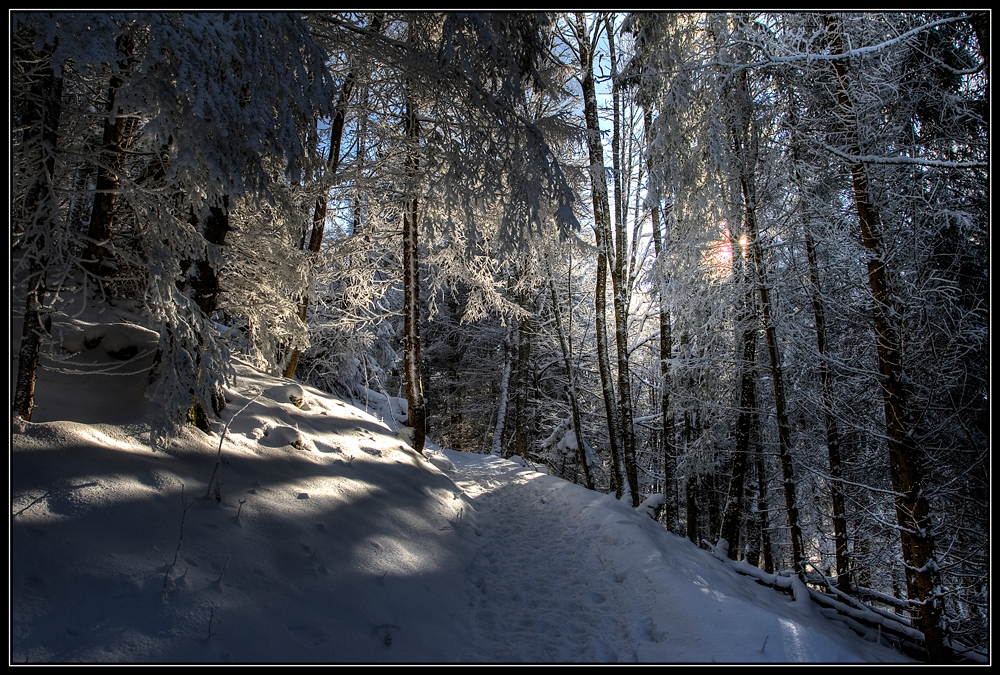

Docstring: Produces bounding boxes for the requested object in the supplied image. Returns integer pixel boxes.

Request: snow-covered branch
[821,143,988,169]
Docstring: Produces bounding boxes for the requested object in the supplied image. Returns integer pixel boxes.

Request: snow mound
[422,439,456,472]
[61,322,160,361]
[635,493,665,520]
[265,383,308,409]
[258,423,308,451]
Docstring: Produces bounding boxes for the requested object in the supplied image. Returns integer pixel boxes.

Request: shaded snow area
[447,453,908,663]
[11,319,912,663]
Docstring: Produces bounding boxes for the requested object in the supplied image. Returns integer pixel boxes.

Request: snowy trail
[441,449,912,664]
[447,452,651,662]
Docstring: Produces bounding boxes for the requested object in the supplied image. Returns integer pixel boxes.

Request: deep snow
[10,304,915,663]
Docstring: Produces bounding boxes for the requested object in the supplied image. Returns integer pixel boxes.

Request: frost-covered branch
[820,143,988,169]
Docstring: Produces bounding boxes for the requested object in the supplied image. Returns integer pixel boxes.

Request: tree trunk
[514,288,532,459]
[706,468,720,545]
[804,209,851,592]
[83,32,136,289]
[721,283,757,559]
[13,36,62,422]
[284,13,384,380]
[576,12,637,505]
[743,427,762,568]
[727,60,804,574]
[491,334,512,457]
[546,258,593,490]
[788,96,851,589]
[685,474,699,544]
[970,12,989,90]
[644,107,677,531]
[825,15,944,661]
[181,196,231,428]
[283,69,360,379]
[402,79,426,455]
[604,19,640,508]
[189,197,230,318]
[752,409,775,574]
[740,176,804,574]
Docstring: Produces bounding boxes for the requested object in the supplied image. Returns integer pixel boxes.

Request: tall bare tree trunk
[546,257,593,490]
[83,32,136,289]
[575,12,636,505]
[491,334,512,457]
[604,17,640,507]
[787,93,851,589]
[685,474,699,544]
[752,415,775,573]
[970,12,989,91]
[181,195,231,430]
[720,280,757,559]
[284,13,383,380]
[13,36,62,422]
[402,69,426,455]
[644,106,677,531]
[513,280,532,459]
[792,144,851,591]
[727,59,804,574]
[825,15,944,661]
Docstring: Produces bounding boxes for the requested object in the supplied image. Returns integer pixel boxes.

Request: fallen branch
[703,538,986,663]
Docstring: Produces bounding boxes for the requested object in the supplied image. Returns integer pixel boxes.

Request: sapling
[205,391,260,502]
[162,485,194,600]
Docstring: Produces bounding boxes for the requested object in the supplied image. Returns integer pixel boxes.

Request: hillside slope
[11,317,911,663]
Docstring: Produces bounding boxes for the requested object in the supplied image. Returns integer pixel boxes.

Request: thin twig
[162,485,193,600]
[11,490,53,518]
[206,391,260,502]
[217,555,231,583]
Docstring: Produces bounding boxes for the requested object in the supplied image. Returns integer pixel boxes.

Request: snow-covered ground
[11,307,914,663]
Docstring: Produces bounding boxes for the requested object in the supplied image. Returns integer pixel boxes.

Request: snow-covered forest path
[439,449,912,664]
[447,452,658,662]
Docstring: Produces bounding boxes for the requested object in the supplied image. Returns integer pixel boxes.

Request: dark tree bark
[402,30,426,454]
[752,409,775,574]
[786,93,851,589]
[644,107,677,531]
[726,58,804,574]
[13,35,62,422]
[546,258,593,490]
[179,196,231,429]
[720,282,757,559]
[284,62,364,378]
[825,14,944,662]
[284,13,384,380]
[83,32,136,289]
[970,12,989,90]
[685,474,699,544]
[743,414,762,568]
[513,284,532,459]
[706,468,720,545]
[190,198,231,317]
